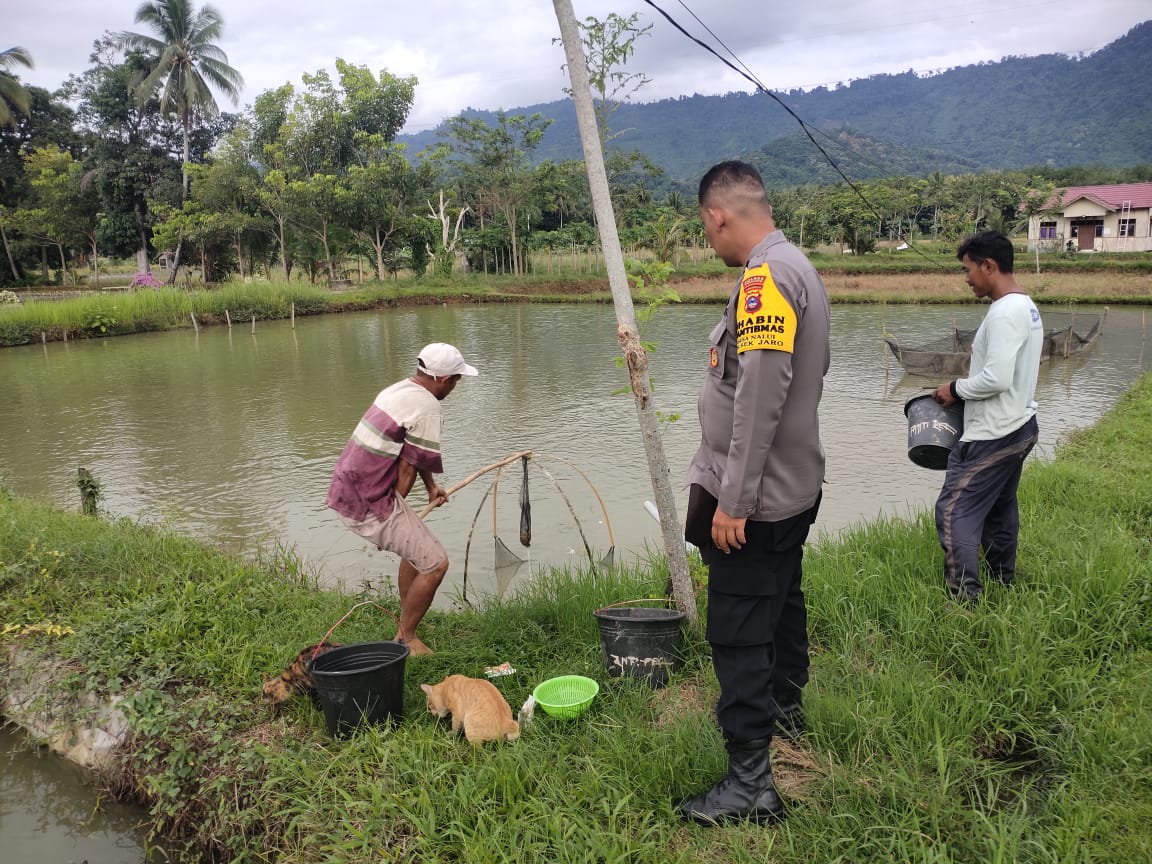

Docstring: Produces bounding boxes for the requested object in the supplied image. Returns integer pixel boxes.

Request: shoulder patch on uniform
[736,264,796,354]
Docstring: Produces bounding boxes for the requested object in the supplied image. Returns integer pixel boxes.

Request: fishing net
[458,451,617,604]
[892,310,1102,357]
[518,454,531,547]
[494,456,531,570]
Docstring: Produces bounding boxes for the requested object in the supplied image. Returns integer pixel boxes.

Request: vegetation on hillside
[414,20,1152,181]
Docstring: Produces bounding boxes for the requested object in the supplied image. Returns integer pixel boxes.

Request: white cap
[417,343,478,377]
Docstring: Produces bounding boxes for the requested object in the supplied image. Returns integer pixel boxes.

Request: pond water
[0,724,153,862]
[1,302,1147,605]
[0,300,1148,855]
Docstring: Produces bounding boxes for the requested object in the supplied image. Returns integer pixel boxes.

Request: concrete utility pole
[552,0,697,628]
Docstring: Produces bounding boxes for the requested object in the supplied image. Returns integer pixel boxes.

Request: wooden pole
[291,301,295,329]
[77,467,100,516]
[225,309,232,328]
[553,0,696,627]
[190,310,199,332]
[419,451,532,519]
[251,315,255,334]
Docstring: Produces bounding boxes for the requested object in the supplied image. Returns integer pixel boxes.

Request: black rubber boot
[678,737,784,826]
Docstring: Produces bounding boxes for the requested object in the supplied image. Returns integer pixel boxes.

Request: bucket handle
[595,597,678,614]
[312,600,402,661]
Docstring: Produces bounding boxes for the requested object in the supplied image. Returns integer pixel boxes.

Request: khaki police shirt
[686,230,830,522]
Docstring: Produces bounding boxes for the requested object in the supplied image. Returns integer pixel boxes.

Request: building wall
[1027,208,1152,253]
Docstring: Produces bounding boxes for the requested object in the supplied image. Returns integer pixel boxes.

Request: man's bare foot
[399,635,433,656]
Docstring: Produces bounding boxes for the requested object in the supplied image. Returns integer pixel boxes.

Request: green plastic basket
[532,675,599,719]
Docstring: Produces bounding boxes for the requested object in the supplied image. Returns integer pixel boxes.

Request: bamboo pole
[190,310,199,333]
[419,450,532,519]
[251,315,255,334]
[225,309,231,328]
[291,302,295,329]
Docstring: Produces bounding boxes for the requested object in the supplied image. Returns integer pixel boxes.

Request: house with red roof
[1027,182,1152,253]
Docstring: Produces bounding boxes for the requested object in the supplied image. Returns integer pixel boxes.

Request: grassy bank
[2,255,1150,347]
[2,375,1151,862]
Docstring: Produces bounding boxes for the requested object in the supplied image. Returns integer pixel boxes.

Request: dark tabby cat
[262,642,342,712]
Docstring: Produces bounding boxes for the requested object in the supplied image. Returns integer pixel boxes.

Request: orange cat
[420,674,520,745]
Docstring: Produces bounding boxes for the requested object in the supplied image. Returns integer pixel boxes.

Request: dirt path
[667,271,1152,302]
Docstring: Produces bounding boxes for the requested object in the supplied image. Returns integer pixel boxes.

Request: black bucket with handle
[308,641,409,737]
[593,602,685,688]
[904,394,964,470]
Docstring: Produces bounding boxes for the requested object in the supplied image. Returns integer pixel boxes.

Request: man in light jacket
[933,231,1044,603]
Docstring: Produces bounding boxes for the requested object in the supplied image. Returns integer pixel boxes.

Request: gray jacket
[687,231,830,522]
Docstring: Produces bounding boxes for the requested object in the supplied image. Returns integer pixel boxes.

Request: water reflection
[0,303,1147,605]
[0,725,150,863]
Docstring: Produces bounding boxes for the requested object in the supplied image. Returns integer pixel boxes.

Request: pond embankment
[2,260,1151,347]
[2,373,1150,862]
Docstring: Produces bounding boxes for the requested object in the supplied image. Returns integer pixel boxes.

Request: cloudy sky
[8,0,1150,133]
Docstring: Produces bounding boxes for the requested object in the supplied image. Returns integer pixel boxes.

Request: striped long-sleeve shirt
[326,379,444,521]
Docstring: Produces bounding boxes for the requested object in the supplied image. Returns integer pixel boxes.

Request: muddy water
[0,303,1146,603]
[0,725,153,862]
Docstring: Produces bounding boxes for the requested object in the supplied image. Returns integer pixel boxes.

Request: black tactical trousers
[706,497,819,743]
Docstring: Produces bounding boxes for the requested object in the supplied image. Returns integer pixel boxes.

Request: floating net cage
[884,308,1107,377]
[459,452,615,605]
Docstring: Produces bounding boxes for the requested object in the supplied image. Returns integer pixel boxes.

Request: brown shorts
[341,493,448,575]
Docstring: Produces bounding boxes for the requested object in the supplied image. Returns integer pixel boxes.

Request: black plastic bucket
[904,394,964,470]
[593,606,685,687]
[308,641,409,737]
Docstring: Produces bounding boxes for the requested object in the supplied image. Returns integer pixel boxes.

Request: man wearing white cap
[326,343,478,655]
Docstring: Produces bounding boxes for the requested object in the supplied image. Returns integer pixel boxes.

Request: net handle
[311,600,401,661]
[594,597,677,613]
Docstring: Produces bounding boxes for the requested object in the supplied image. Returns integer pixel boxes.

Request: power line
[643,0,946,265]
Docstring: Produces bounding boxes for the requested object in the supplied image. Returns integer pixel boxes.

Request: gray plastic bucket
[308,641,408,737]
[903,394,964,470]
[593,606,685,687]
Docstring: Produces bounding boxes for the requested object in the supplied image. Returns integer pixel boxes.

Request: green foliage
[0,46,33,129]
[562,12,652,146]
[442,110,554,276]
[82,304,119,334]
[75,467,103,517]
[7,19,1152,291]
[3,372,1152,861]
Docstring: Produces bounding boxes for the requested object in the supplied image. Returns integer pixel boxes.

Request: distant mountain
[399,20,1152,188]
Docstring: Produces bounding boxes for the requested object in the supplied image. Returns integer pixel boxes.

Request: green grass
[2,377,1151,862]
[0,279,502,347]
[5,248,1152,347]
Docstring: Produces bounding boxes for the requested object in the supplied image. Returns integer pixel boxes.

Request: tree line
[1,4,1149,289]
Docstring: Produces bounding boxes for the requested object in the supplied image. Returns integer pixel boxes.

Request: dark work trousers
[935,416,1038,601]
[705,497,820,744]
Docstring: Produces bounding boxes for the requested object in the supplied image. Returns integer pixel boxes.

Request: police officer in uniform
[679,161,830,826]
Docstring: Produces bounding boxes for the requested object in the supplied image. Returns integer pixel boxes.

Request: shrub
[130,271,165,289]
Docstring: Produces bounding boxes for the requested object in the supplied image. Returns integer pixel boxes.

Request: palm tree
[118,0,243,202]
[0,46,33,129]
[0,47,33,280]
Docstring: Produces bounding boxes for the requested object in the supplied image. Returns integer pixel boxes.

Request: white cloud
[6,0,1149,132]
